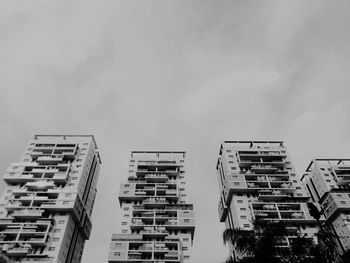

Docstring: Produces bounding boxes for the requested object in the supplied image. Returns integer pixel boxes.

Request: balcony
[165,190,177,196]
[134,211,154,218]
[257,190,290,201]
[246,181,269,189]
[25,181,56,190]
[12,209,44,219]
[253,209,279,220]
[5,246,32,257]
[164,251,179,260]
[52,172,69,183]
[252,203,277,211]
[279,211,305,221]
[145,174,168,183]
[130,219,149,229]
[27,237,46,245]
[30,149,53,158]
[218,199,228,222]
[4,170,68,184]
[322,197,350,219]
[36,155,63,165]
[270,182,295,193]
[140,226,168,236]
[277,203,301,211]
[268,175,291,182]
[53,148,76,159]
[143,198,168,208]
[250,165,279,173]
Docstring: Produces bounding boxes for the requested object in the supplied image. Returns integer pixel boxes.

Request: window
[124,214,130,218]
[53,238,60,242]
[49,247,55,251]
[183,238,189,242]
[182,247,188,251]
[63,201,69,205]
[122,222,127,225]
[121,230,127,234]
[184,256,190,259]
[240,215,247,219]
[114,252,121,256]
[240,208,246,211]
[244,224,250,228]
[65,193,72,197]
[58,220,65,224]
[237,200,243,203]
[184,219,190,223]
[123,207,129,211]
[54,229,61,233]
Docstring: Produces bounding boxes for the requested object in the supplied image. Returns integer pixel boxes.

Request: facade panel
[108,151,195,263]
[302,159,350,253]
[216,141,319,254]
[0,135,101,263]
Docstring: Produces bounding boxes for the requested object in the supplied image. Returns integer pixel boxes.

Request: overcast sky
[1,1,350,263]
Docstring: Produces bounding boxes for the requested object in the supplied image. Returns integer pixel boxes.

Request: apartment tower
[108,151,195,263]
[0,135,101,263]
[217,141,319,252]
[302,159,350,254]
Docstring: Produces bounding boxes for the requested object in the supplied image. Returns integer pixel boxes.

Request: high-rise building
[0,135,101,263]
[301,159,350,254]
[108,151,195,263]
[216,141,318,252]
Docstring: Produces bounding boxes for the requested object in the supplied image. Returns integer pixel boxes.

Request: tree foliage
[222,219,345,263]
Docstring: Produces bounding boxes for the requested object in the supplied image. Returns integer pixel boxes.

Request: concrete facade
[108,151,195,263]
[217,141,319,250]
[0,135,101,263]
[302,159,350,253]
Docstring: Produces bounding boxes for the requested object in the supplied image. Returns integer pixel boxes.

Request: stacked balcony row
[109,234,181,262]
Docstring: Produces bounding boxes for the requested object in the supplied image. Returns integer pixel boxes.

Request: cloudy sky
[1,1,350,262]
